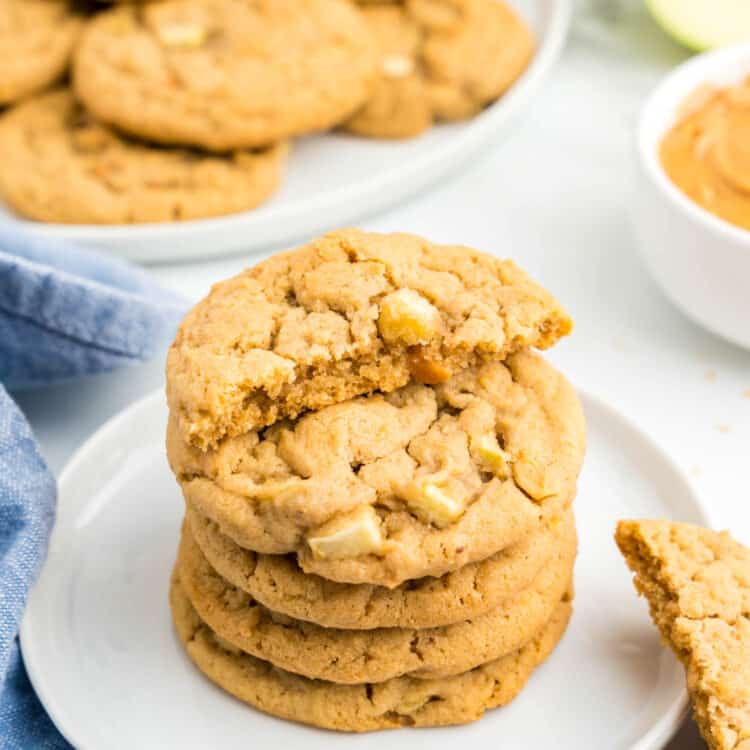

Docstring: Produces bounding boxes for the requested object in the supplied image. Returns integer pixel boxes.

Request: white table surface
[15,2,749,748]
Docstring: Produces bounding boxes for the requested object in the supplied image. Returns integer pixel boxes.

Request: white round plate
[0,0,570,265]
[21,388,709,750]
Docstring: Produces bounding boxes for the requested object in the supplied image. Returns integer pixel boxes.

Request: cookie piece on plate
[169,351,585,586]
[166,228,573,451]
[73,0,378,151]
[0,90,287,224]
[0,0,82,106]
[616,520,750,750]
[176,519,575,683]
[344,0,534,138]
[171,571,573,731]
[187,507,573,629]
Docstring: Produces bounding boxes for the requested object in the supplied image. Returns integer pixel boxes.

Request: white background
[16,3,749,747]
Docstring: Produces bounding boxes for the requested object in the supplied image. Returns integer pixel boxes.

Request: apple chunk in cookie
[307,506,385,561]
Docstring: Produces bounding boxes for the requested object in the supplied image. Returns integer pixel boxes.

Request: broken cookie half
[616,519,750,750]
[167,228,573,451]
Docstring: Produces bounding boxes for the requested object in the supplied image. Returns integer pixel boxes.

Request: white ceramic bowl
[634,44,750,350]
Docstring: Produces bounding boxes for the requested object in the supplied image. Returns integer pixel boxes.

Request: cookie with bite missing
[166,228,573,452]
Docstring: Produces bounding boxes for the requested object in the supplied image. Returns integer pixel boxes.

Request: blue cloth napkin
[0,226,187,748]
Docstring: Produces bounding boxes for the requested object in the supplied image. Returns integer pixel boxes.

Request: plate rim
[5,0,573,264]
[21,385,709,749]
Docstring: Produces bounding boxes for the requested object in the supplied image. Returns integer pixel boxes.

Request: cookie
[169,349,584,586]
[616,520,750,750]
[188,506,573,629]
[176,518,575,683]
[171,572,572,731]
[0,90,287,224]
[0,0,82,106]
[345,0,533,139]
[73,0,377,151]
[166,227,572,450]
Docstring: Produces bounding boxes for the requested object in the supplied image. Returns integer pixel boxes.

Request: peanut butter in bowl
[660,76,750,231]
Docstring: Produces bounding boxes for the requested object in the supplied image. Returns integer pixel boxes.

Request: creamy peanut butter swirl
[661,78,750,231]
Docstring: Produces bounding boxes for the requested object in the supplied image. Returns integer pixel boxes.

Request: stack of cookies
[0,0,532,224]
[165,228,586,731]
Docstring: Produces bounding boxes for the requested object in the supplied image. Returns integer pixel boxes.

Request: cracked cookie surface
[176,519,575,683]
[169,350,585,586]
[344,0,533,138]
[170,571,572,731]
[616,520,750,750]
[166,228,573,452]
[73,0,377,151]
[0,90,287,224]
[0,0,81,106]
[187,506,574,629]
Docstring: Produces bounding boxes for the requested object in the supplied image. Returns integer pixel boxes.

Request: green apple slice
[646,0,750,51]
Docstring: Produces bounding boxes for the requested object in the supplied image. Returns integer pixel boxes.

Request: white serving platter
[0,0,571,264]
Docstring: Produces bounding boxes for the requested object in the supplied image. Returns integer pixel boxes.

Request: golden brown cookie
[171,571,573,731]
[73,0,377,151]
[176,519,576,683]
[0,0,82,106]
[616,520,750,750]
[166,228,572,451]
[345,0,534,138]
[0,90,287,224]
[187,506,574,629]
[169,350,584,586]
